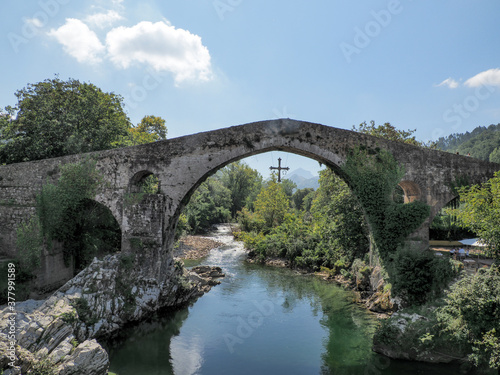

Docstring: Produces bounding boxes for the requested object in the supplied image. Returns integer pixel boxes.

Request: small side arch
[398,180,422,203]
[129,170,161,194]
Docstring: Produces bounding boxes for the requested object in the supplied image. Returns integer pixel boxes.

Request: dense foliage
[182,178,232,234]
[437,265,500,371]
[0,77,132,164]
[388,248,461,306]
[179,161,263,234]
[0,78,169,165]
[239,169,369,270]
[125,115,168,146]
[218,161,263,216]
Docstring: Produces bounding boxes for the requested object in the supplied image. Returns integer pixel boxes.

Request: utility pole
[269,157,289,183]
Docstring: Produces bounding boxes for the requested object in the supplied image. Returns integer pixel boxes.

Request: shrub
[389,248,458,306]
[437,265,500,372]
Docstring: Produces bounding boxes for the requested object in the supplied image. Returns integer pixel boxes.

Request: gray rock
[56,339,108,375]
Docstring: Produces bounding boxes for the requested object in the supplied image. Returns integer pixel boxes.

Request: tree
[311,169,368,262]
[292,188,314,211]
[183,178,232,233]
[128,115,167,145]
[0,77,132,164]
[253,175,289,229]
[218,161,262,217]
[448,171,500,260]
[280,179,297,202]
[353,121,434,148]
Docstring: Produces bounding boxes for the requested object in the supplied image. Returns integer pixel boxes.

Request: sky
[2,0,500,178]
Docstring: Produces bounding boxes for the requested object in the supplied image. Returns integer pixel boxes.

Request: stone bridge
[1,119,498,288]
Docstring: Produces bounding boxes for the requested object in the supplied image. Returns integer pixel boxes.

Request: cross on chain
[269,157,289,183]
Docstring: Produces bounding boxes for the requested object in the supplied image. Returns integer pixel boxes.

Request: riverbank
[0,252,225,375]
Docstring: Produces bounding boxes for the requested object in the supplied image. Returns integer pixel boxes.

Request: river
[106,224,466,375]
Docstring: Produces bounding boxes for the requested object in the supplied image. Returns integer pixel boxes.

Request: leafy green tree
[280,178,297,201]
[448,171,500,260]
[0,77,132,164]
[353,121,434,148]
[128,115,167,145]
[184,178,231,233]
[311,169,368,261]
[253,175,289,229]
[292,188,314,211]
[219,161,262,217]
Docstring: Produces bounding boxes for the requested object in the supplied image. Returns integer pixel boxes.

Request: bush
[16,217,43,275]
[437,265,500,372]
[389,248,459,306]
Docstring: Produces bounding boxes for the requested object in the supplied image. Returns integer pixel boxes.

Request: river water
[106,225,466,375]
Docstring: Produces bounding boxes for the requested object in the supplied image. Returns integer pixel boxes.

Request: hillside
[435,123,500,162]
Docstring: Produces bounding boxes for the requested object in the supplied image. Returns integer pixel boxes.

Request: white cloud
[106,21,212,84]
[436,77,459,89]
[465,68,500,88]
[85,10,124,28]
[48,18,105,64]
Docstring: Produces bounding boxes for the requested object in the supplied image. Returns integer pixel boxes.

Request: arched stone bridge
[1,119,498,285]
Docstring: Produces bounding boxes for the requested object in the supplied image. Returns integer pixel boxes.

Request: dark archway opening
[64,198,122,273]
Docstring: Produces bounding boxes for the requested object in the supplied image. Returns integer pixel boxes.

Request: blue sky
[2,0,500,177]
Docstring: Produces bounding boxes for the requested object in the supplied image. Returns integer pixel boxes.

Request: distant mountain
[284,168,319,190]
[435,123,500,162]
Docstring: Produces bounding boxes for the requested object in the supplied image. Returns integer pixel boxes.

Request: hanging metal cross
[269,157,289,183]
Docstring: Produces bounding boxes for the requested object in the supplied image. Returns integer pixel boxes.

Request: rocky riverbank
[0,253,225,375]
[174,236,224,260]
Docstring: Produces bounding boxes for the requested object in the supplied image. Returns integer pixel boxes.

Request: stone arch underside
[174,145,343,218]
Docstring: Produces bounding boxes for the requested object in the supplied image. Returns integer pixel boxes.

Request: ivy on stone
[341,146,430,257]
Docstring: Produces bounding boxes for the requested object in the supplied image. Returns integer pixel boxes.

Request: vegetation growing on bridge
[16,159,121,274]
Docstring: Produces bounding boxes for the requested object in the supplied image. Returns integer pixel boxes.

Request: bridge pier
[121,194,171,279]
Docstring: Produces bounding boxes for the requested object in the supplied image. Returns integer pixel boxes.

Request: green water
[106,225,468,375]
